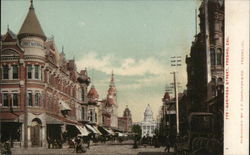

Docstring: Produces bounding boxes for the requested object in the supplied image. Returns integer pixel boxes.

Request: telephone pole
[170,56,181,136]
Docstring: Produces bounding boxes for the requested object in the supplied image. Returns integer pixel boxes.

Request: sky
[1,0,201,122]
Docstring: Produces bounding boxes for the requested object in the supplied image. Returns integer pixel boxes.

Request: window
[82,107,85,120]
[210,49,215,65]
[3,93,9,106]
[13,94,18,106]
[3,65,9,79]
[28,93,33,106]
[217,50,222,65]
[27,65,32,79]
[35,65,39,79]
[34,93,39,106]
[212,86,216,96]
[90,111,93,122]
[12,65,18,79]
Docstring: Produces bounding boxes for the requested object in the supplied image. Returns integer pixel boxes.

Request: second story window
[27,65,32,79]
[3,93,9,106]
[34,93,39,106]
[28,93,33,106]
[12,65,18,79]
[3,65,9,79]
[13,93,18,106]
[35,65,39,79]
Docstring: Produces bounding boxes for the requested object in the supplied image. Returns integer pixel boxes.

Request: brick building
[0,1,96,147]
[118,106,132,132]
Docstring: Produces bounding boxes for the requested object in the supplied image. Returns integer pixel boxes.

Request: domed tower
[18,0,47,58]
[87,85,99,104]
[106,71,118,128]
[144,104,154,122]
[123,105,132,118]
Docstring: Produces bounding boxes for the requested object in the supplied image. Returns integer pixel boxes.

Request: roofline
[18,33,47,41]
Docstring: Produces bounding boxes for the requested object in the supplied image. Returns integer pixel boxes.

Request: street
[11,143,175,155]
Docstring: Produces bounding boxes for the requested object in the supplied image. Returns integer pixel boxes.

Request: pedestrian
[164,136,170,152]
[1,140,11,155]
[47,137,52,149]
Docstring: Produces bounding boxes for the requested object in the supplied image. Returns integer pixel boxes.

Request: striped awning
[76,125,89,136]
[85,124,98,134]
[92,125,102,135]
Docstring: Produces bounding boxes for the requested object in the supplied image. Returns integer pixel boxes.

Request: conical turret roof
[18,0,46,41]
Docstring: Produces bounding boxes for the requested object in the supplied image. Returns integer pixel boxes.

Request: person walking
[164,136,171,152]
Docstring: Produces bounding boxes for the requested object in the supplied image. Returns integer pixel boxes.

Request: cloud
[76,52,167,76]
[80,21,86,26]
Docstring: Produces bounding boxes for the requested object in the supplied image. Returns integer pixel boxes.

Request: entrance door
[31,125,40,146]
[31,119,41,147]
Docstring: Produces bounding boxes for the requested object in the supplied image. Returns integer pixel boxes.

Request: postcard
[0,0,249,155]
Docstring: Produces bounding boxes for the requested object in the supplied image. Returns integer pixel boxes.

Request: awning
[0,113,24,122]
[76,125,89,136]
[46,115,64,124]
[102,127,115,135]
[117,132,124,137]
[59,101,71,111]
[92,126,102,135]
[85,124,98,134]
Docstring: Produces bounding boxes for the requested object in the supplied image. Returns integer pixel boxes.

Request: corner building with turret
[0,1,93,147]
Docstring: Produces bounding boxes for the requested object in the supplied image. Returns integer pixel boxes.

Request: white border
[224,0,249,154]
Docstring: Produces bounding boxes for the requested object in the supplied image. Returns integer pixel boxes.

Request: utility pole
[204,0,211,83]
[24,65,28,148]
[170,56,181,136]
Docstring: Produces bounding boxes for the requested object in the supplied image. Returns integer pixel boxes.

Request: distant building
[140,104,157,137]
[99,72,118,129]
[86,84,99,124]
[118,106,132,132]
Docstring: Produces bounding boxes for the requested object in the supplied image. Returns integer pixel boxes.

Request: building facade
[0,1,92,147]
[140,104,157,137]
[185,0,224,140]
[118,106,132,132]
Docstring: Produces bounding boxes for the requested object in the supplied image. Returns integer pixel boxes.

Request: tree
[131,124,142,137]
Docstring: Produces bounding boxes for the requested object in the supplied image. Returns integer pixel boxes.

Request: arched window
[217,49,223,65]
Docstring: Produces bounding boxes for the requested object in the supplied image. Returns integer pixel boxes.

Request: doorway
[30,118,42,147]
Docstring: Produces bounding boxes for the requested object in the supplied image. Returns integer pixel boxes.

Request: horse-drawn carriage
[176,112,222,155]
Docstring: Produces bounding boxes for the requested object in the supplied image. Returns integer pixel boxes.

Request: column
[27,127,31,147]
[41,125,47,147]
[32,65,35,80]
[9,64,12,79]
[21,123,25,147]
[41,66,44,81]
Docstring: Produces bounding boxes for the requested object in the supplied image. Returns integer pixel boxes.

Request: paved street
[11,143,175,155]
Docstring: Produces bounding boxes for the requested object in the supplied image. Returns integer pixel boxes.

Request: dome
[87,85,99,102]
[18,1,46,41]
[162,92,170,102]
[123,106,131,117]
[143,104,154,122]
